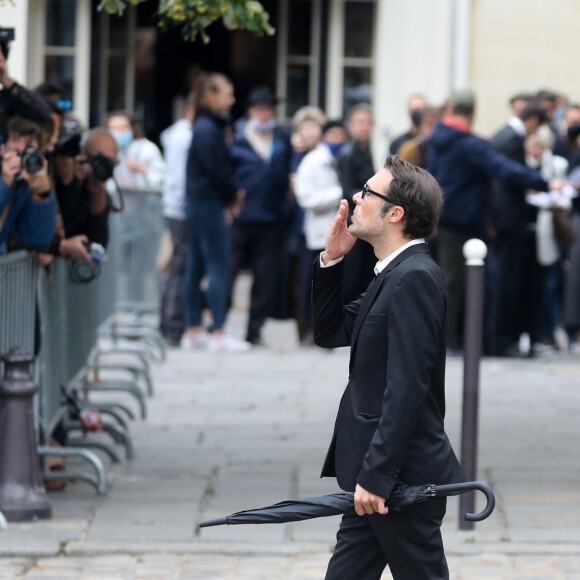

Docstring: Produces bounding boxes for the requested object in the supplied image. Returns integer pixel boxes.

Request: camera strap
[0,203,10,231]
[109,177,125,213]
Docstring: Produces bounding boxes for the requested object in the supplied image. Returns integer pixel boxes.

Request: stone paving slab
[7,553,580,579]
[2,297,580,577]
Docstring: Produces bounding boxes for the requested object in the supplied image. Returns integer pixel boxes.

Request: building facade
[2,0,580,163]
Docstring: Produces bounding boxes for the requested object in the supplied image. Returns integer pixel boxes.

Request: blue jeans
[184,198,230,331]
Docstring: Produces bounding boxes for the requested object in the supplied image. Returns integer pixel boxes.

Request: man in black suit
[313,155,464,579]
[490,105,549,356]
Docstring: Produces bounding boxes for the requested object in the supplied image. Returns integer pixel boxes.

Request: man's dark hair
[345,103,372,123]
[452,102,474,117]
[5,116,43,147]
[381,155,444,239]
[519,104,547,124]
[536,89,557,103]
[34,81,66,98]
[192,72,231,117]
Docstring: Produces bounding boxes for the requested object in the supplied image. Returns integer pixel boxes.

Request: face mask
[251,118,276,133]
[111,129,133,149]
[325,141,344,157]
[567,124,580,143]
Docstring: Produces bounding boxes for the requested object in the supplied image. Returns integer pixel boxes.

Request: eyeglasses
[361,183,398,205]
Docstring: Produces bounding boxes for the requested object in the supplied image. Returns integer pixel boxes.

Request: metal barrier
[0,251,37,374]
[36,258,116,440]
[1,188,164,497]
[111,189,164,306]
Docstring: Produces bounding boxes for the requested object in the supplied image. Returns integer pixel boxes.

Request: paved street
[2,284,580,579]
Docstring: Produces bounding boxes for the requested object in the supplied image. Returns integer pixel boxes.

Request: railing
[111,189,164,306]
[0,188,166,501]
[0,251,37,359]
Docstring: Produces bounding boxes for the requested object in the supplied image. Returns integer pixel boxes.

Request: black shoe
[495,344,524,358]
[247,335,265,347]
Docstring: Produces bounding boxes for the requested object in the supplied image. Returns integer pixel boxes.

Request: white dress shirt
[320,238,426,274]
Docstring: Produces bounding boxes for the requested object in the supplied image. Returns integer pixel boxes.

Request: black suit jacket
[312,244,464,499]
[490,124,536,237]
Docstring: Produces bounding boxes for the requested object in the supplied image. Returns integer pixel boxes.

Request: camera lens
[20,147,44,174]
[88,153,115,182]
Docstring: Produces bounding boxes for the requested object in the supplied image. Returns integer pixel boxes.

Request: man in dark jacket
[182,73,248,352]
[229,87,292,345]
[314,156,464,579]
[388,94,426,155]
[0,35,51,143]
[490,105,548,356]
[426,89,563,351]
[50,128,117,258]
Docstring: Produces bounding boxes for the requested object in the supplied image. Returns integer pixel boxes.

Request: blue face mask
[251,118,277,133]
[111,129,133,149]
[325,141,345,157]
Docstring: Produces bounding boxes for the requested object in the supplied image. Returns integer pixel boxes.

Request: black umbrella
[199,481,494,528]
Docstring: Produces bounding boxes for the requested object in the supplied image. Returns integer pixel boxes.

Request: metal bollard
[459,239,487,530]
[0,347,52,522]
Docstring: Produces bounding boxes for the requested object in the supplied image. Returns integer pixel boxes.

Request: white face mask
[251,118,276,133]
[111,129,133,149]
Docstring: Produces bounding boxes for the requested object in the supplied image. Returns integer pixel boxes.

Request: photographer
[48,128,118,259]
[0,117,56,253]
[0,28,51,142]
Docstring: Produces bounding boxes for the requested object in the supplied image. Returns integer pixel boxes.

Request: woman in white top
[106,112,166,191]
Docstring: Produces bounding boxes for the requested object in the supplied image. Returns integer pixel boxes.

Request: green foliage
[98,0,275,43]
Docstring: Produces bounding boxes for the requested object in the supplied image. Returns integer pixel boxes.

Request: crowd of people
[164,74,580,357]
[2,27,579,359]
[169,73,380,351]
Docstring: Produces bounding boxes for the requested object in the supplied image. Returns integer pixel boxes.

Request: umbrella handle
[434,481,495,522]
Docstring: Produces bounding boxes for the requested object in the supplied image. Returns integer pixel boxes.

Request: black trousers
[437,227,472,349]
[325,498,448,580]
[229,221,285,342]
[491,231,546,353]
[160,217,188,341]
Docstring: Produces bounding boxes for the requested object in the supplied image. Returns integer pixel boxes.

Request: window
[277,0,322,120]
[44,0,77,103]
[326,0,376,118]
[341,0,375,115]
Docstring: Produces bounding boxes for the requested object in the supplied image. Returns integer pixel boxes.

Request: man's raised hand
[321,200,357,265]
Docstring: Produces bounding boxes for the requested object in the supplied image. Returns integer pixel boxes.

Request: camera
[87,152,115,182]
[0,146,44,177]
[55,132,81,158]
[83,241,107,263]
[19,146,44,173]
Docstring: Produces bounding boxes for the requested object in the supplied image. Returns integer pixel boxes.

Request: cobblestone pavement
[2,288,580,579]
[5,553,580,579]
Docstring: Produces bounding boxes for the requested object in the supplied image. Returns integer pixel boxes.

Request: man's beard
[348,222,369,243]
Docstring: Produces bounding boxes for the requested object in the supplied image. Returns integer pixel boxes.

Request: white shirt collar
[374,239,426,275]
[507,116,527,138]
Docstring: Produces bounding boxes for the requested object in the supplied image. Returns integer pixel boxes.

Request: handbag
[552,207,576,247]
[155,229,174,273]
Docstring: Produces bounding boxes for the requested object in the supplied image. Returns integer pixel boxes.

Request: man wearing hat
[229,86,293,346]
[426,89,564,353]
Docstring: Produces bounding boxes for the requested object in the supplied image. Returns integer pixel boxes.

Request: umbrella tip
[198,517,229,528]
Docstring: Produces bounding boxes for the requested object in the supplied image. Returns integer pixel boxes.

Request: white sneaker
[180,331,210,350]
[208,332,251,352]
